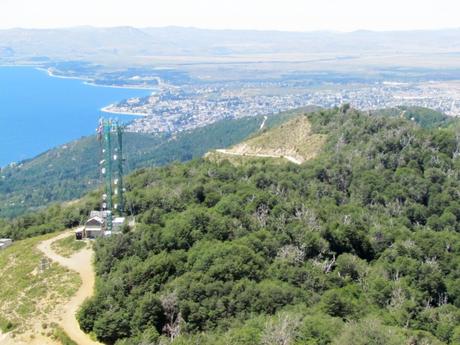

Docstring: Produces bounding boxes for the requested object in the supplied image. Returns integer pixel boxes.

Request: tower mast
[97,119,125,232]
[115,124,124,215]
[102,120,113,231]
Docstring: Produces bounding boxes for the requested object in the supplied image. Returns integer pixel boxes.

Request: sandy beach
[100,105,149,116]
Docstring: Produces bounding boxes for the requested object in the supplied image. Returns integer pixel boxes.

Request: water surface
[0,67,150,166]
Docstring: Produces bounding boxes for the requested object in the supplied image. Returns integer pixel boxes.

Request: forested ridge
[1,106,460,344]
[0,110,297,218]
[69,107,460,344]
[0,105,441,219]
[373,106,452,129]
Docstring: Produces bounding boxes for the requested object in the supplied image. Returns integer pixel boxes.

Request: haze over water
[0,67,150,167]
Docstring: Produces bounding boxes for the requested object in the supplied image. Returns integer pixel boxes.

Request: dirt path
[259,115,268,130]
[37,232,103,345]
[215,149,302,164]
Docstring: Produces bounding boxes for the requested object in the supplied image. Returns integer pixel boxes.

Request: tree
[260,312,301,345]
[332,318,406,345]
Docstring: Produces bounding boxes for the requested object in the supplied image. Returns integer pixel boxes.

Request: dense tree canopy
[2,107,460,343]
[73,108,460,344]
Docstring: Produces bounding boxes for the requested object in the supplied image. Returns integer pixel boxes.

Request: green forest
[0,110,297,218]
[373,106,452,129]
[78,108,459,344]
[2,107,460,344]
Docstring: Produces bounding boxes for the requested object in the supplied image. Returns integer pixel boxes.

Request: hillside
[72,107,460,345]
[0,105,446,219]
[207,106,450,166]
[373,106,452,129]
[0,110,297,218]
[208,115,326,164]
[0,232,81,343]
[2,107,460,344]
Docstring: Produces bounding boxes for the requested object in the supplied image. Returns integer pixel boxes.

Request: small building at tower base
[84,216,106,239]
[76,211,126,240]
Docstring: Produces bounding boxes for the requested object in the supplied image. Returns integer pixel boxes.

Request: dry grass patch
[0,233,81,335]
[207,116,326,165]
[51,235,87,258]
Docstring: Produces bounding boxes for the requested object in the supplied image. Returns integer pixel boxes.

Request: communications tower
[97,119,125,231]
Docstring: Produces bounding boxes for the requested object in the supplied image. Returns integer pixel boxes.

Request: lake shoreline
[36,67,158,91]
[100,105,148,117]
[37,67,157,116]
[0,66,151,167]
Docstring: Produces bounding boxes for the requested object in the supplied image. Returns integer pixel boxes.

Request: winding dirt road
[215,149,303,164]
[37,232,103,345]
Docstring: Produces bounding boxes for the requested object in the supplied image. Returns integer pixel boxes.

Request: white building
[84,216,105,238]
[0,239,12,250]
[112,217,126,232]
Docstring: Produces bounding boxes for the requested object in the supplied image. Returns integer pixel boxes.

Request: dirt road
[215,149,303,164]
[37,232,102,345]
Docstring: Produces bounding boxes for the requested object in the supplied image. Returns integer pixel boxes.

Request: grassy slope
[51,235,87,258]
[208,115,326,164]
[53,326,78,345]
[0,232,80,334]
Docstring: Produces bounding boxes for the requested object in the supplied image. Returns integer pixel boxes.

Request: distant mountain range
[1,26,460,67]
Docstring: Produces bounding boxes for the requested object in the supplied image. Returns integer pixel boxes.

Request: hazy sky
[0,0,459,32]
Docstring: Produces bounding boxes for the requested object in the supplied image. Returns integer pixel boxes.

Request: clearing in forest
[207,115,326,164]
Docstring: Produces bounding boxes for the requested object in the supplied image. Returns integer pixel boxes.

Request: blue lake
[0,67,151,167]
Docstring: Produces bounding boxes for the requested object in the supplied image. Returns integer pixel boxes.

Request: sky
[0,0,459,32]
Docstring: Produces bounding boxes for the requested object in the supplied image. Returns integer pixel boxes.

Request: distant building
[84,216,105,239]
[0,238,12,250]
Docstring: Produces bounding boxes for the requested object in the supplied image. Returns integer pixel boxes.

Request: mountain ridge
[0,106,450,218]
[1,107,460,344]
[2,26,460,61]
[0,110,299,218]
